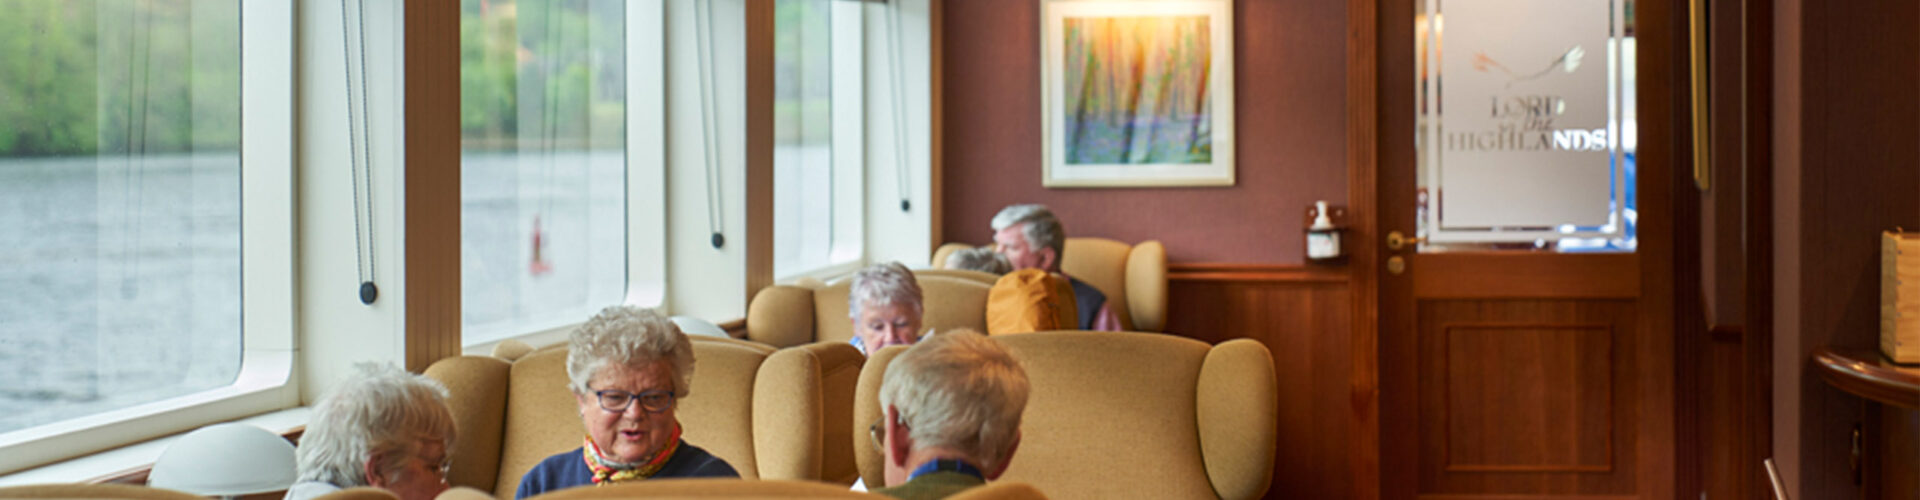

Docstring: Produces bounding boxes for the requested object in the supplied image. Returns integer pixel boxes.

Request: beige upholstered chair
[932,237,1167,332]
[310,487,402,500]
[946,482,1051,500]
[745,273,992,348]
[909,268,1000,285]
[854,331,1275,499]
[520,479,887,499]
[424,337,863,499]
[0,483,201,500]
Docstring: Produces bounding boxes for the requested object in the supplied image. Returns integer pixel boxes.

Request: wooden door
[1376,0,1680,498]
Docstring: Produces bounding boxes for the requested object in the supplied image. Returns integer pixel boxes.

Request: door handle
[1386,231,1424,251]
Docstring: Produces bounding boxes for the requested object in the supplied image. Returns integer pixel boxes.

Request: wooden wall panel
[1440,324,1613,473]
[1166,267,1351,500]
[1874,405,1920,499]
[1415,300,1637,496]
[1698,334,1750,500]
[1779,0,1920,496]
[403,0,461,372]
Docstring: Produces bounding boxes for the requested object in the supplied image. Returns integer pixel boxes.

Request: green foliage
[773,0,833,144]
[2,0,631,156]
[459,0,626,152]
[0,1,240,157]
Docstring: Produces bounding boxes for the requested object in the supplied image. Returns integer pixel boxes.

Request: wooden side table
[1814,347,1920,499]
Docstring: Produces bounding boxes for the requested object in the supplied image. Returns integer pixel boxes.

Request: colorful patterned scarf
[581,424,683,485]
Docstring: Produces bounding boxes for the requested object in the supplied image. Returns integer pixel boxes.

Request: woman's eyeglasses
[591,389,676,413]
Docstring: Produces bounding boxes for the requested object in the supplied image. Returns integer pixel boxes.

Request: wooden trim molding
[718,318,747,338]
[1348,0,1382,497]
[1167,263,1350,283]
[744,0,775,306]
[928,0,946,252]
[1814,347,1920,409]
[403,0,462,373]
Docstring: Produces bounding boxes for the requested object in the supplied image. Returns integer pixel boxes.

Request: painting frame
[1040,0,1235,188]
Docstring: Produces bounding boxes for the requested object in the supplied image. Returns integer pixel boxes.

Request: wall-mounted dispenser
[1306,200,1345,261]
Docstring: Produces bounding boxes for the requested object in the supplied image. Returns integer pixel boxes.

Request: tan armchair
[932,237,1167,332]
[424,337,863,499]
[853,331,1275,499]
[521,479,888,499]
[745,273,993,348]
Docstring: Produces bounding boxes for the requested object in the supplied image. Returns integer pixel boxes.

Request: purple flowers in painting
[1062,16,1212,165]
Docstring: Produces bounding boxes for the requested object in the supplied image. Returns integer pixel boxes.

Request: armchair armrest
[1196,339,1277,499]
[1125,240,1168,332]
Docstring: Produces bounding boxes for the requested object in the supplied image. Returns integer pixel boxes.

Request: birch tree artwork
[1061,15,1212,165]
[1041,0,1232,188]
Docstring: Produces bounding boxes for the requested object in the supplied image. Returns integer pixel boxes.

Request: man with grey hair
[287,363,456,500]
[990,203,1120,331]
[873,329,1029,499]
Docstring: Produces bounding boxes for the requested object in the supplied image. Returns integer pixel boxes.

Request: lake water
[0,146,833,435]
[0,150,641,434]
[0,153,243,434]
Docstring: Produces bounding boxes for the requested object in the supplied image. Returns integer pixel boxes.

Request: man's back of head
[875,330,1030,498]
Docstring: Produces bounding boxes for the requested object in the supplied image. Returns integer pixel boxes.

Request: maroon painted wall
[939,0,1349,264]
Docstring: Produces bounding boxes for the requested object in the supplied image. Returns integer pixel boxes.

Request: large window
[772,0,864,279]
[0,0,242,435]
[460,0,654,345]
[0,0,294,474]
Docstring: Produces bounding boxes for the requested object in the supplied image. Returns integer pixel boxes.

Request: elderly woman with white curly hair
[286,363,456,500]
[849,261,928,356]
[514,306,738,498]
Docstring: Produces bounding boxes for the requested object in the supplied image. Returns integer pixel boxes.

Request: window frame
[0,0,298,475]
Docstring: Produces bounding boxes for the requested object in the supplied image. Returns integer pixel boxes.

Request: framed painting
[1041,0,1234,188]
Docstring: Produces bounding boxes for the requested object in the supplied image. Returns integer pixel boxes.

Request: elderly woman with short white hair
[514,306,737,499]
[286,364,456,500]
[943,246,1012,275]
[849,262,927,356]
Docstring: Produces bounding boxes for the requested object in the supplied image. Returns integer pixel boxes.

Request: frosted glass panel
[1416,0,1635,251]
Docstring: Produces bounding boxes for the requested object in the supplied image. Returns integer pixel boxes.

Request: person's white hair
[878,329,1030,471]
[567,305,696,397]
[848,261,925,320]
[295,363,456,488]
[990,204,1066,269]
[945,246,1012,275]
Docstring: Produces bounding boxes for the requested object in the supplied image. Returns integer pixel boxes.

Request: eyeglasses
[591,389,676,413]
[427,457,452,481]
[412,448,452,482]
[868,417,907,451]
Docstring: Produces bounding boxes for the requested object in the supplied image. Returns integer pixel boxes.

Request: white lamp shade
[148,423,298,496]
[670,315,728,338]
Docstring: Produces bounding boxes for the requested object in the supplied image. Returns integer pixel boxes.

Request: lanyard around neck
[908,459,985,481]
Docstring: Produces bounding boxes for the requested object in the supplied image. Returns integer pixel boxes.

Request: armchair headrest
[747,274,991,348]
[852,331,1273,499]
